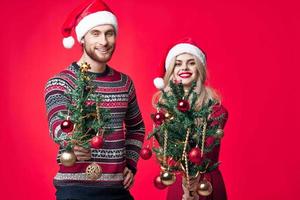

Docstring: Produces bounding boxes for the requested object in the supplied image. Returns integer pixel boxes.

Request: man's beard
[83,44,115,63]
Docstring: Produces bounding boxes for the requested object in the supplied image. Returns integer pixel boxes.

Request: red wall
[1,0,299,199]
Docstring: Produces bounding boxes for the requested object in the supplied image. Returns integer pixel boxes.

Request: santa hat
[62,0,118,49]
[154,38,206,90]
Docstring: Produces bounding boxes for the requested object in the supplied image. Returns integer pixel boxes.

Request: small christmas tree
[148,80,226,195]
[56,63,112,180]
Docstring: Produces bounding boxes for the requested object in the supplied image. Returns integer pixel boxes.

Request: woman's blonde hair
[153,53,220,110]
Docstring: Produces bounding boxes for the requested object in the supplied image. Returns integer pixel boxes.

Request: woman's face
[173,53,198,88]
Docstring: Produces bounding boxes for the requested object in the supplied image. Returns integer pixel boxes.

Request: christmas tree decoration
[140,147,152,160]
[200,121,207,157]
[154,175,167,190]
[153,111,165,125]
[180,128,192,189]
[177,99,190,112]
[86,162,102,180]
[80,62,91,72]
[160,171,176,186]
[164,112,171,119]
[197,178,213,196]
[188,147,202,165]
[205,136,215,148]
[90,135,104,149]
[61,119,74,133]
[164,112,174,121]
[215,129,224,139]
[60,151,76,167]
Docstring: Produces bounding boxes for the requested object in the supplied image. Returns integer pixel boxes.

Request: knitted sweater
[45,62,145,188]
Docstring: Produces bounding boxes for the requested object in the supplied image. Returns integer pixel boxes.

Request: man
[44,0,145,199]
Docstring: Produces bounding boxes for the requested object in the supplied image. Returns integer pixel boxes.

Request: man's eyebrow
[90,29,101,33]
[105,29,115,32]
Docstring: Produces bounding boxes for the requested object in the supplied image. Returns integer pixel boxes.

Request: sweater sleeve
[44,74,73,146]
[124,80,145,174]
[209,103,229,130]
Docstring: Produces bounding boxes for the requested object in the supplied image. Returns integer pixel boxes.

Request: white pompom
[63,36,75,49]
[153,77,165,90]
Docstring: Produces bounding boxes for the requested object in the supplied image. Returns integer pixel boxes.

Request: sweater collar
[72,62,110,78]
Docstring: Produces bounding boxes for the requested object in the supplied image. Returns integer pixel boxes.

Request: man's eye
[106,31,114,37]
[92,32,100,36]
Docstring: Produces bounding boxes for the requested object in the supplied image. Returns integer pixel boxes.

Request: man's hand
[73,145,91,161]
[123,167,134,190]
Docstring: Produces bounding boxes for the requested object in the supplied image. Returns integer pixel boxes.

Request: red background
[1,0,299,199]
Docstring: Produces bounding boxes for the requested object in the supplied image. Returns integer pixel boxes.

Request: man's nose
[98,35,108,46]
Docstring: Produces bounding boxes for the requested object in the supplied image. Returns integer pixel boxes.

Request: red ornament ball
[177,100,190,112]
[153,111,165,125]
[154,175,167,189]
[90,136,104,149]
[188,147,202,165]
[61,119,74,133]
[205,136,215,148]
[140,147,152,160]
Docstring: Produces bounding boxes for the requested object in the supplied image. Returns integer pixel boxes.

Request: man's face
[81,24,116,63]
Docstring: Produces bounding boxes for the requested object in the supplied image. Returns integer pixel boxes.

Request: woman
[153,38,228,200]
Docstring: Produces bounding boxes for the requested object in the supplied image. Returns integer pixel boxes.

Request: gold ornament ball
[215,129,224,139]
[86,163,102,180]
[60,151,76,167]
[160,171,176,186]
[197,179,213,196]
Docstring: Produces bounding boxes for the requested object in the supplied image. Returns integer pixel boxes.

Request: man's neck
[78,54,106,73]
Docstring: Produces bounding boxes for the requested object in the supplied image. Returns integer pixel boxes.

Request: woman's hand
[73,145,91,161]
[182,175,201,200]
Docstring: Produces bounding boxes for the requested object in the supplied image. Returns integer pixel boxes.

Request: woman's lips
[178,72,192,78]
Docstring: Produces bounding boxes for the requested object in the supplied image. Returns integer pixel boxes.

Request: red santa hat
[154,38,206,90]
[61,0,118,49]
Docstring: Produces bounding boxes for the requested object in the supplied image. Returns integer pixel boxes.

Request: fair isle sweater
[45,62,145,189]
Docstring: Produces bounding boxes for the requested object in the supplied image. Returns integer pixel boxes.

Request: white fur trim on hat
[165,43,206,70]
[75,11,118,41]
[63,36,75,49]
[153,77,165,90]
